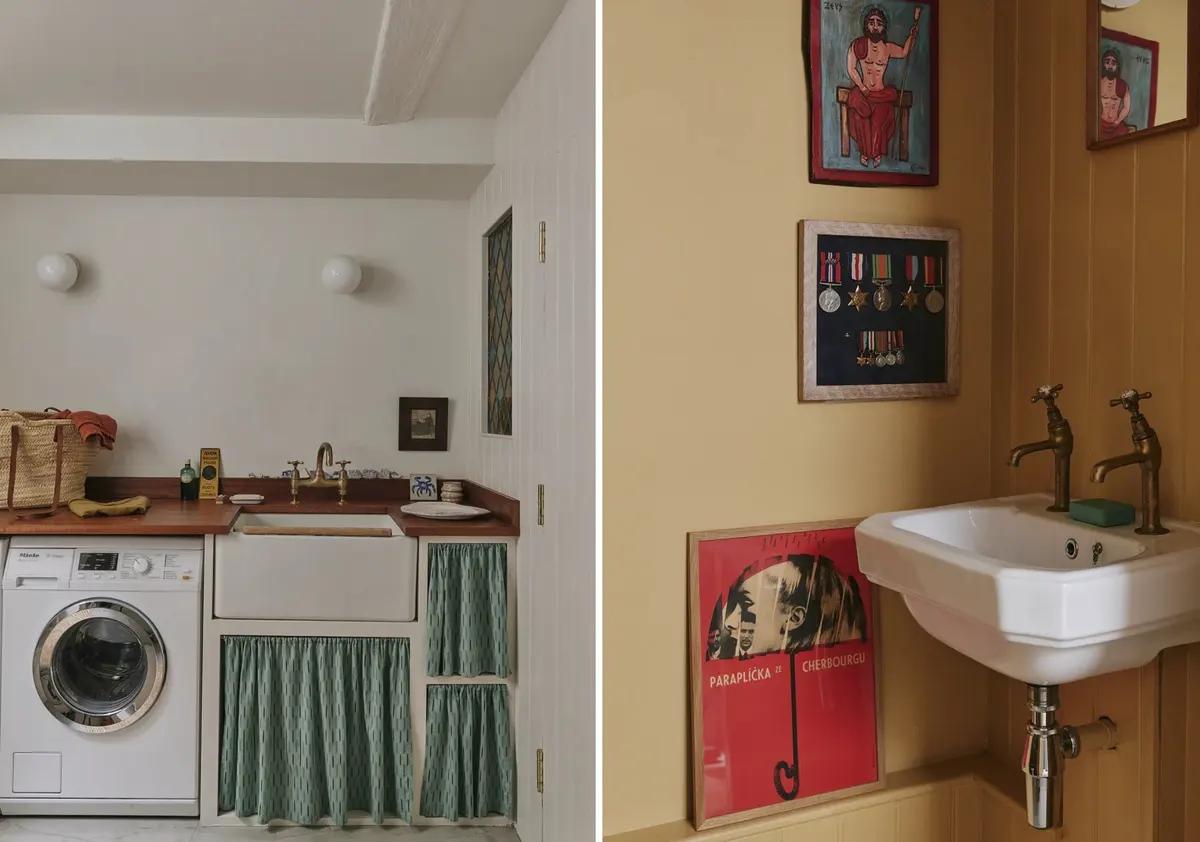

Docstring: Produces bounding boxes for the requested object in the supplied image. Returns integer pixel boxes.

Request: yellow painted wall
[989,1,1198,839]
[1101,0,1189,127]
[603,0,997,836]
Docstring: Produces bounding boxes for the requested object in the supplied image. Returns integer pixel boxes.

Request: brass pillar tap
[1092,390,1167,535]
[1009,384,1074,512]
[288,441,350,505]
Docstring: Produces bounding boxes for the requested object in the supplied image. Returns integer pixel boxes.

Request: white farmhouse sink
[856,494,1200,685]
[215,513,417,622]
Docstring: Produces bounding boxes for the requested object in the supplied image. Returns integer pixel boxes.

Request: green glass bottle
[180,459,199,501]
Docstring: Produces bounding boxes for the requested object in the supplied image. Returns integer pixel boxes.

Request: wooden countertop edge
[0,480,521,538]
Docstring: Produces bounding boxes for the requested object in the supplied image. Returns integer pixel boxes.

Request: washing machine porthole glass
[34,599,167,734]
[52,617,148,716]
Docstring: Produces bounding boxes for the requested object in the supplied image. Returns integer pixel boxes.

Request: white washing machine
[0,535,202,816]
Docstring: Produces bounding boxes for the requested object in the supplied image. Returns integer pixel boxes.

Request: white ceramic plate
[400,501,490,520]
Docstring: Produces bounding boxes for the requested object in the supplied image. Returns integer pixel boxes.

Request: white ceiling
[0,0,567,119]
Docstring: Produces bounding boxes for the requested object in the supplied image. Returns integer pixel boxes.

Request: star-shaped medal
[856,354,871,367]
[901,287,920,311]
[848,286,868,311]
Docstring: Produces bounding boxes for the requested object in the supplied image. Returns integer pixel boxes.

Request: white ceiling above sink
[856,494,1200,685]
[0,0,567,120]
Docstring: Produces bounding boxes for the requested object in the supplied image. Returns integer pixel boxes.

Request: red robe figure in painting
[1098,48,1132,139]
[846,7,919,168]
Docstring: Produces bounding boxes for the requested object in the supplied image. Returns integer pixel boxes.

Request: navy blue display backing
[815,234,949,387]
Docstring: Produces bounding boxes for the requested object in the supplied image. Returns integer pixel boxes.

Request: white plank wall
[462,0,596,840]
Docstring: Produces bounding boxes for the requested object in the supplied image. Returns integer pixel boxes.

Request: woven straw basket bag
[0,410,99,510]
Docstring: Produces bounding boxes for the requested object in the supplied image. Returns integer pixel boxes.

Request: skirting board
[604,754,1026,842]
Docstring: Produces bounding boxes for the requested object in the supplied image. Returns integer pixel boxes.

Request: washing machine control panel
[70,550,201,590]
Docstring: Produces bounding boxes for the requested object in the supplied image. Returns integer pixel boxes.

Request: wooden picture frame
[805,0,939,187]
[1087,0,1200,149]
[688,519,884,830]
[799,219,960,402]
[398,397,449,451]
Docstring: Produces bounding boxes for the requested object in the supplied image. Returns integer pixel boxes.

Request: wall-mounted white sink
[856,494,1200,685]
[215,512,417,622]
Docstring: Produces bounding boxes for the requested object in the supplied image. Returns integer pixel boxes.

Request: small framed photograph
[688,520,882,830]
[398,397,449,451]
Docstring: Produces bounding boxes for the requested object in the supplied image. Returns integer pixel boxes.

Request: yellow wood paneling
[777,818,837,842]
[841,802,898,842]
[953,782,982,842]
[991,1,1190,840]
[898,791,953,842]
[1009,0,1055,492]
[990,0,1017,499]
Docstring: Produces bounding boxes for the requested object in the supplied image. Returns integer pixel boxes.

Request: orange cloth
[51,409,118,450]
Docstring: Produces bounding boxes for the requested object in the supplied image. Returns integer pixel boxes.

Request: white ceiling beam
[0,115,492,166]
[364,0,467,125]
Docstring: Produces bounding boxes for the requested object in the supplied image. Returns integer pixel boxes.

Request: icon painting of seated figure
[705,553,868,662]
[1099,47,1133,138]
[846,6,920,168]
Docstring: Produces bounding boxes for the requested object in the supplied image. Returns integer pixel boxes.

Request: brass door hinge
[538,221,547,263]
[536,748,545,793]
[537,484,545,526]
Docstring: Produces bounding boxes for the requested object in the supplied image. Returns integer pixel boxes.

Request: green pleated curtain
[421,683,514,820]
[218,636,412,825]
[427,543,509,677]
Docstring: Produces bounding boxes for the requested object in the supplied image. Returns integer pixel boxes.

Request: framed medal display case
[688,519,883,830]
[799,219,960,401]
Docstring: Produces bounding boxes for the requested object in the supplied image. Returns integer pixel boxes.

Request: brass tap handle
[287,460,304,505]
[335,460,352,471]
[1109,390,1153,413]
[1031,384,1064,405]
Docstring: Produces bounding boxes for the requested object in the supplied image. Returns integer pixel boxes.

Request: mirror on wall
[1088,0,1199,148]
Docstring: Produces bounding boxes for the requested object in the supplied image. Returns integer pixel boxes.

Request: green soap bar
[1069,498,1136,528]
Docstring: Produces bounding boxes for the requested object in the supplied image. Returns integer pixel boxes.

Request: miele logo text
[18,553,40,558]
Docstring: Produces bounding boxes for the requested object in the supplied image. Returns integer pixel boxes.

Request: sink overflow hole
[1065,539,1079,560]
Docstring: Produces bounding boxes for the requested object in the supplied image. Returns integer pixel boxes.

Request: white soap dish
[230,494,266,505]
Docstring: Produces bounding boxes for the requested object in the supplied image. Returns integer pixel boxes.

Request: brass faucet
[1092,390,1167,535]
[288,442,350,505]
[1009,384,1074,512]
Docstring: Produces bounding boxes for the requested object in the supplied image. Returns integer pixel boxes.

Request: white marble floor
[0,819,518,842]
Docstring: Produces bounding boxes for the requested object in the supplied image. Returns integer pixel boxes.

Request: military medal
[924,254,945,314]
[901,255,921,311]
[856,331,872,366]
[885,331,898,366]
[894,330,905,365]
[871,254,893,311]
[848,253,868,311]
[818,251,842,313]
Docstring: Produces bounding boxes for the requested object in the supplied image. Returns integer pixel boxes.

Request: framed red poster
[688,519,883,830]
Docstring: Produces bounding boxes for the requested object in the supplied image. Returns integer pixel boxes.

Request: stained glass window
[485,211,513,436]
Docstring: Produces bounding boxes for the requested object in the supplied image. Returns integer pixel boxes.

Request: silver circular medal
[925,288,945,314]
[874,354,887,368]
[872,287,892,312]
[886,352,897,366]
[895,350,905,365]
[818,287,841,313]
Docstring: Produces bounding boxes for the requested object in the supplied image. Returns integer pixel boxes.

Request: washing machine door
[33,599,167,734]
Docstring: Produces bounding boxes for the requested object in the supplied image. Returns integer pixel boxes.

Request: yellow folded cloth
[69,496,152,518]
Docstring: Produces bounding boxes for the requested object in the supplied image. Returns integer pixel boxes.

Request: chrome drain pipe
[1022,684,1119,830]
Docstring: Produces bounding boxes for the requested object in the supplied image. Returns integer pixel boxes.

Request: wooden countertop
[0,499,240,536]
[0,478,520,538]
